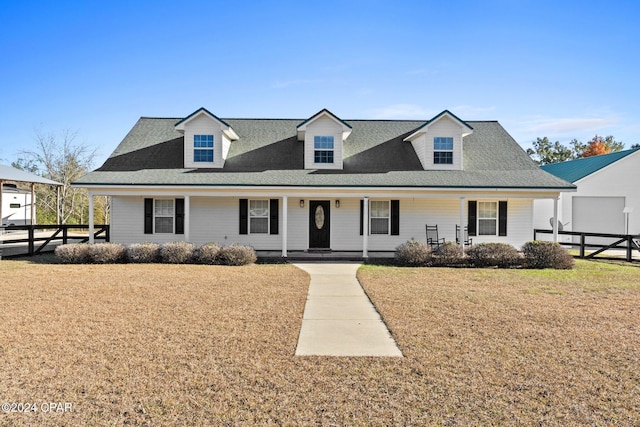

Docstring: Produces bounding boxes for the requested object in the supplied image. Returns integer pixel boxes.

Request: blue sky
[1,0,639,168]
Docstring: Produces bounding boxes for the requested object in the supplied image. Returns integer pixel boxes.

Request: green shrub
[55,243,91,264]
[159,241,195,264]
[218,244,257,266]
[196,243,221,265]
[126,243,160,263]
[432,242,466,267]
[395,240,432,267]
[89,243,126,264]
[522,241,574,269]
[466,243,522,268]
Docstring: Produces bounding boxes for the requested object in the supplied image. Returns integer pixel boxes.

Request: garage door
[572,196,625,234]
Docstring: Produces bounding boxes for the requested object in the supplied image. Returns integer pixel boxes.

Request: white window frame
[154,199,174,234]
[193,134,214,163]
[369,200,390,235]
[249,199,269,234]
[477,201,498,236]
[313,135,335,164]
[433,136,454,165]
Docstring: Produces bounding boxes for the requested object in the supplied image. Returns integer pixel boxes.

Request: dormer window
[175,107,239,169]
[403,110,473,171]
[193,135,214,162]
[297,109,351,170]
[433,137,453,164]
[314,136,334,164]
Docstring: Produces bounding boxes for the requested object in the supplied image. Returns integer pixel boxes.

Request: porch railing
[0,224,110,258]
[533,229,640,262]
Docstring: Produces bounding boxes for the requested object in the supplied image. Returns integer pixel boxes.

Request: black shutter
[390,200,400,235]
[144,198,153,234]
[498,201,508,236]
[359,200,364,236]
[269,199,279,235]
[239,199,248,235]
[175,198,184,234]
[468,200,477,236]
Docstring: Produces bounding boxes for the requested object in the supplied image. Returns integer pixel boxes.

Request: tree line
[10,129,109,225]
[527,134,640,166]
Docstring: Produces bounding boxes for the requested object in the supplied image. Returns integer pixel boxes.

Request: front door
[309,200,330,249]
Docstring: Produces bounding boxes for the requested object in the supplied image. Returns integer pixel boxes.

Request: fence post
[62,225,68,244]
[28,226,34,255]
[579,234,585,258]
[627,235,633,262]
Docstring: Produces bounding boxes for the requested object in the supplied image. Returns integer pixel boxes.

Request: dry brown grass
[0,258,639,426]
[358,260,640,426]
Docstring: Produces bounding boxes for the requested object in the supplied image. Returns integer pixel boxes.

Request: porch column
[0,180,3,228]
[56,186,61,224]
[459,197,466,252]
[30,183,35,225]
[184,195,190,242]
[282,196,288,257]
[363,197,369,258]
[552,197,559,242]
[88,191,95,244]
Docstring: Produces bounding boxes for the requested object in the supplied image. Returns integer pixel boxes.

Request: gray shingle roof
[75,116,574,190]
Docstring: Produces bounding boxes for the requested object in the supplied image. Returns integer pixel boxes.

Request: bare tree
[15,128,96,224]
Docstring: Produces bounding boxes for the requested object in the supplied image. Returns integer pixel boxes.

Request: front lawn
[358,260,640,425]
[0,258,638,425]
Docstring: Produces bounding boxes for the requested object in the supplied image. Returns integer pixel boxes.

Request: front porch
[87,190,562,255]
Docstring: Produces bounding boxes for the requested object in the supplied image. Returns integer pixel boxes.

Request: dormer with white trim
[403,110,473,171]
[297,109,352,170]
[175,108,239,169]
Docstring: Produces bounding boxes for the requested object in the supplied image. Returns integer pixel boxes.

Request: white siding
[534,151,640,235]
[222,134,231,160]
[110,195,536,250]
[424,117,464,170]
[469,199,534,248]
[190,197,282,248]
[183,114,225,169]
[111,197,181,245]
[410,139,426,169]
[303,116,344,170]
[409,116,465,171]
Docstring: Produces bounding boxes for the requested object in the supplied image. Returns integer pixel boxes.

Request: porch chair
[455,224,473,247]
[426,225,445,250]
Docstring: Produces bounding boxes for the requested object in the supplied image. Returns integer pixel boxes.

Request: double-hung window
[314,136,334,164]
[370,200,390,235]
[478,201,497,235]
[154,199,174,233]
[433,137,453,164]
[249,200,269,234]
[194,134,214,162]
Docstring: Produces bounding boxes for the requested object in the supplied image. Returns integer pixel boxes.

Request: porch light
[335,200,340,208]
[299,199,305,208]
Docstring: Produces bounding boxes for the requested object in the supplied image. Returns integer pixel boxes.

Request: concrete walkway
[293,262,403,357]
